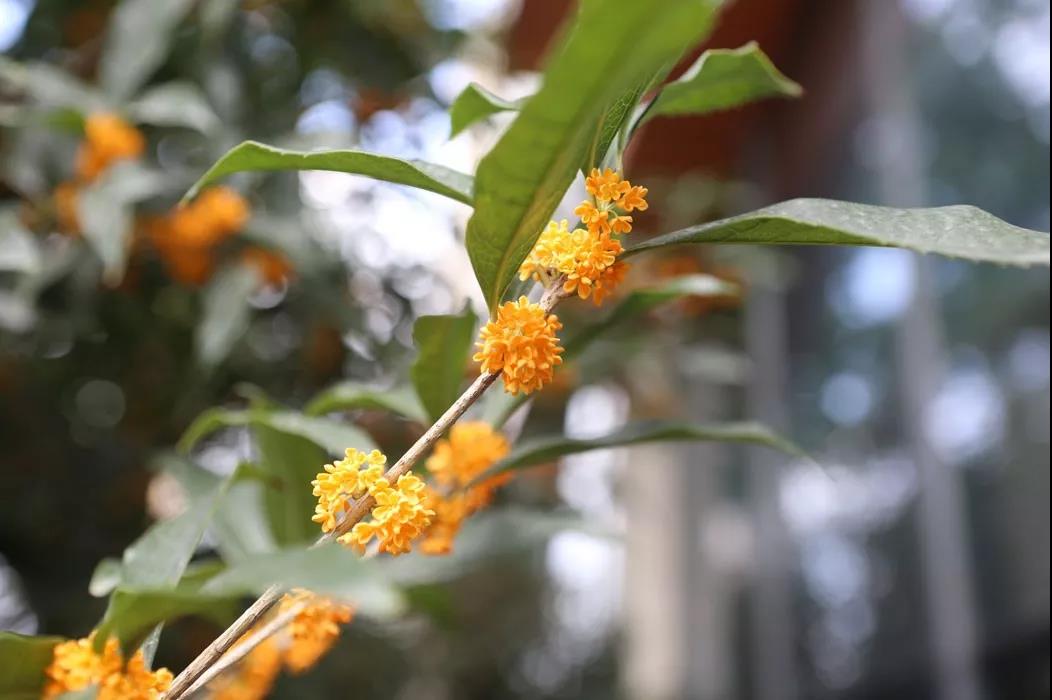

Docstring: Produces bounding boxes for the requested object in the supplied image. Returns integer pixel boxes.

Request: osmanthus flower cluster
[54,112,145,234]
[43,634,173,699]
[419,421,512,555]
[209,589,354,699]
[520,168,648,306]
[144,186,262,287]
[312,448,434,555]
[474,296,564,395]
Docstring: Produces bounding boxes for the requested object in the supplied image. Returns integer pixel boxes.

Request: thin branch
[183,601,306,698]
[163,282,570,700]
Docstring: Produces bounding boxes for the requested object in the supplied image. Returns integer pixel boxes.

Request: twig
[163,282,570,700]
[183,601,306,698]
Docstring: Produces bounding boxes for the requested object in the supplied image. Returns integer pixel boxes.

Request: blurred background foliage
[0,1,1048,699]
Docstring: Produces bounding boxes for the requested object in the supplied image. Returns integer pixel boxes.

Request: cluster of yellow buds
[43,634,173,700]
[519,168,647,305]
[473,296,564,395]
[54,112,145,234]
[419,421,511,555]
[279,589,355,673]
[210,637,281,700]
[312,448,434,555]
[145,186,260,286]
[210,590,354,698]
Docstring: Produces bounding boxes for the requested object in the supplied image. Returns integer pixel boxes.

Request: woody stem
[162,282,570,700]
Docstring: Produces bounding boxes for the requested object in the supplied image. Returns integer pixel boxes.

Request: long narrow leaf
[466,0,725,311]
[626,198,1050,266]
[475,420,810,484]
[185,141,474,204]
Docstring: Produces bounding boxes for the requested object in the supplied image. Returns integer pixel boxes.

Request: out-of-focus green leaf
[159,455,276,563]
[177,407,374,545]
[305,382,427,423]
[0,209,41,274]
[449,83,525,137]
[194,264,260,367]
[643,42,802,123]
[94,588,236,653]
[201,544,404,618]
[253,426,327,545]
[486,274,738,426]
[178,408,376,456]
[627,199,1051,266]
[564,274,738,361]
[127,82,220,133]
[185,141,474,204]
[410,306,477,422]
[78,163,167,284]
[475,420,810,484]
[0,58,103,112]
[0,632,63,700]
[99,0,197,100]
[89,463,234,653]
[465,0,724,311]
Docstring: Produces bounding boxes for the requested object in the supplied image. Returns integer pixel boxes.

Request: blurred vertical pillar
[685,380,736,700]
[745,278,799,700]
[623,369,735,700]
[623,441,691,700]
[860,3,982,700]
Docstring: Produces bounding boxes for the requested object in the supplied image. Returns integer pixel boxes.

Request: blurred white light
[422,0,518,32]
[1005,328,1051,391]
[993,13,1052,108]
[820,372,875,427]
[0,0,30,51]
[296,99,356,136]
[900,0,956,24]
[925,365,1006,463]
[829,248,915,328]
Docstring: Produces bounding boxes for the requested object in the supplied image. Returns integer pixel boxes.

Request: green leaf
[201,544,404,618]
[127,82,220,133]
[177,408,375,545]
[410,306,477,422]
[0,632,63,700]
[465,0,724,311]
[475,420,810,484]
[78,163,167,284]
[159,455,276,563]
[253,426,328,545]
[99,0,197,100]
[626,198,1051,266]
[185,141,474,204]
[194,263,260,367]
[178,408,376,456]
[643,42,802,123]
[586,76,657,170]
[0,58,104,112]
[563,274,739,362]
[449,83,525,137]
[485,274,737,426]
[305,382,427,423]
[94,588,236,653]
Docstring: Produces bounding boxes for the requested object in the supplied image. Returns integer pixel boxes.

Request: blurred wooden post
[623,442,692,700]
[623,365,735,700]
[862,4,982,700]
[745,280,799,700]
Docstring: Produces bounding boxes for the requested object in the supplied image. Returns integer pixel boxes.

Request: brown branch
[163,282,570,700]
[183,601,306,698]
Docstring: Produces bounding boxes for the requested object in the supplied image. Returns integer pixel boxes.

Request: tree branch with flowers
[1,0,1048,698]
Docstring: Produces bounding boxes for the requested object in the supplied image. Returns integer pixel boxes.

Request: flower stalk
[162,281,570,700]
